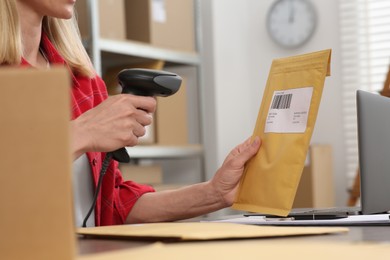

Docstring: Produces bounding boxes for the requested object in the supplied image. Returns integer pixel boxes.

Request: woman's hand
[126,136,261,223]
[71,94,156,159]
[209,136,261,206]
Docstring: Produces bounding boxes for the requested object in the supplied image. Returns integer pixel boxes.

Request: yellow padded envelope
[233,50,331,216]
[77,222,346,241]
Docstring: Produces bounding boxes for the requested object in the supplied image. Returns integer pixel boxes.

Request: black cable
[82,152,113,228]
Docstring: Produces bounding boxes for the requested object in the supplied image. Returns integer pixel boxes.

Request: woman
[0,0,261,226]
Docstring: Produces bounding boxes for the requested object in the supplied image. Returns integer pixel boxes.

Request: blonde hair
[0,0,94,77]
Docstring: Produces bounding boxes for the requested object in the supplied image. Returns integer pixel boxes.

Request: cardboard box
[0,68,75,260]
[119,164,163,185]
[74,0,90,39]
[125,0,195,52]
[98,0,126,40]
[156,76,189,145]
[293,144,335,208]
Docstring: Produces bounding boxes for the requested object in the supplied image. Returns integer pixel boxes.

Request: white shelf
[84,0,206,180]
[98,39,200,66]
[125,145,203,159]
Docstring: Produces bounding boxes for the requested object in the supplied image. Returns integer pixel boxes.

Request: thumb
[234,136,261,166]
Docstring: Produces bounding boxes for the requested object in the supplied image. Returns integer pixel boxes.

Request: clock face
[267,0,317,48]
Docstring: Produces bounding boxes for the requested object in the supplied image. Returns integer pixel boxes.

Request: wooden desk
[78,223,390,256]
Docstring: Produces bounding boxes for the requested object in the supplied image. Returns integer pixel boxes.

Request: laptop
[290,90,390,217]
[355,90,390,214]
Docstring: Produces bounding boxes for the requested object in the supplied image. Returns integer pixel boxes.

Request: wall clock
[266,0,317,48]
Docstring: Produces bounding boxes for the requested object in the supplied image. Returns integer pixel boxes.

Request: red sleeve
[86,77,155,226]
[74,76,155,226]
[109,160,155,225]
[37,32,155,226]
[92,153,155,226]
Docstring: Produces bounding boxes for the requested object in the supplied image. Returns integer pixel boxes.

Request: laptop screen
[356,90,390,214]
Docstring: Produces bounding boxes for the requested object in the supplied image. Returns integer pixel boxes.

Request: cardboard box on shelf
[119,164,163,185]
[98,0,126,40]
[293,144,335,208]
[125,0,195,52]
[74,0,90,40]
[156,76,189,145]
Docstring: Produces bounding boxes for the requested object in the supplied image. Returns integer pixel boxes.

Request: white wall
[200,0,348,206]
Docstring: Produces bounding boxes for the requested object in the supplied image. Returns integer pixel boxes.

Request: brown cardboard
[77,240,390,259]
[119,164,163,184]
[98,0,126,40]
[74,0,89,39]
[293,144,334,208]
[125,0,150,43]
[156,77,189,145]
[0,68,75,259]
[125,0,195,52]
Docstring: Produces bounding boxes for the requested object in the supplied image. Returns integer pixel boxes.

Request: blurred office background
[201,0,390,208]
[77,0,390,212]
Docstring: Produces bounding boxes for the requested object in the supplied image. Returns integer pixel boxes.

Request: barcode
[271,94,292,109]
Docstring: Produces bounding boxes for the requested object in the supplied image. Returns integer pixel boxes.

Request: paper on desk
[78,240,390,260]
[232,49,332,216]
[77,222,347,241]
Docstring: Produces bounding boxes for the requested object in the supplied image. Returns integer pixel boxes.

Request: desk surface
[78,224,390,256]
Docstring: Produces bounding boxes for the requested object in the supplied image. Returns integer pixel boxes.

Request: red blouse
[22,33,154,226]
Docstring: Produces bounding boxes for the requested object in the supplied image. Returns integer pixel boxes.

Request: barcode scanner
[82,68,182,227]
[111,68,182,163]
[119,68,182,96]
